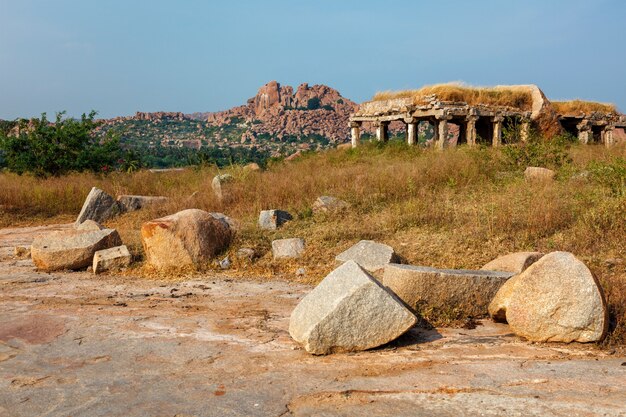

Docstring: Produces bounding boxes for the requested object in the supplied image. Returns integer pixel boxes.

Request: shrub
[588,157,626,197]
[500,134,573,170]
[306,97,321,110]
[0,111,122,177]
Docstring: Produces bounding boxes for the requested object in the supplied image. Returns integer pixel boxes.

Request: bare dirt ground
[0,225,625,417]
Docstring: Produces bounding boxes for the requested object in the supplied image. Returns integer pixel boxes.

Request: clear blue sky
[1,0,625,119]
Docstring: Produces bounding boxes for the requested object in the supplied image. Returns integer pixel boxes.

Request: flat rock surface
[0,226,625,417]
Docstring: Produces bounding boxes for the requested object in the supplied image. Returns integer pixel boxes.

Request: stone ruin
[348,84,626,148]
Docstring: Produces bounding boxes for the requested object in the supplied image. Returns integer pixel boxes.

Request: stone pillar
[466,115,478,146]
[435,116,451,150]
[492,116,504,147]
[349,121,361,148]
[603,125,615,147]
[405,117,417,145]
[576,120,592,144]
[520,119,531,142]
[375,121,388,142]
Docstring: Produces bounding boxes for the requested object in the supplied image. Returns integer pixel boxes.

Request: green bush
[0,111,122,177]
[588,157,626,197]
[500,135,572,170]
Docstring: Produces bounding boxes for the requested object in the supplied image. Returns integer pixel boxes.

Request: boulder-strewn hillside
[94,81,359,165]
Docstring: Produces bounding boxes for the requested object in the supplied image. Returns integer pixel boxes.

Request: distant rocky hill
[94,81,361,165]
[202,81,358,144]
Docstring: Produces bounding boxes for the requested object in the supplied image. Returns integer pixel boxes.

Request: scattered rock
[141,209,233,269]
[31,229,122,272]
[272,238,305,259]
[382,264,513,318]
[524,167,556,182]
[13,246,31,259]
[335,240,399,273]
[212,174,234,202]
[93,245,131,274]
[312,196,349,213]
[258,210,293,230]
[76,220,104,231]
[285,151,302,161]
[481,252,544,274]
[116,195,168,212]
[295,267,306,277]
[236,248,257,262]
[289,261,417,354]
[243,162,261,171]
[489,251,608,343]
[219,256,231,270]
[75,187,122,225]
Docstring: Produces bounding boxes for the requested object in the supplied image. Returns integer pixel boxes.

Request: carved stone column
[374,121,389,142]
[435,115,452,150]
[603,124,615,147]
[492,115,504,147]
[349,121,361,148]
[520,118,531,142]
[466,115,479,146]
[576,120,592,144]
[404,117,417,145]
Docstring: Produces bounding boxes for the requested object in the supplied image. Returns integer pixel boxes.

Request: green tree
[0,111,122,177]
[306,97,321,110]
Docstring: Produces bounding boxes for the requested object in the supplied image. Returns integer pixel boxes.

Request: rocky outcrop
[488,251,608,343]
[382,264,514,318]
[31,228,122,272]
[336,240,399,273]
[141,209,232,269]
[205,81,358,144]
[289,261,417,354]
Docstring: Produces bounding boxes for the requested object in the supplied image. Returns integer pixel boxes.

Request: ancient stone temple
[349,84,626,148]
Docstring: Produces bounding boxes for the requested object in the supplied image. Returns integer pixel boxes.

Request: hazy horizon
[1,0,625,120]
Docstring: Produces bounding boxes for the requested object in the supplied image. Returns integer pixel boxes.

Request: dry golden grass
[372,83,533,110]
[552,100,618,115]
[1,142,625,346]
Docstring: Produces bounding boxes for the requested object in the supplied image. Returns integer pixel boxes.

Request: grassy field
[1,141,625,345]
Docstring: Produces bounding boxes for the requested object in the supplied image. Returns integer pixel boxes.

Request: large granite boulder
[75,187,121,225]
[258,210,293,230]
[335,240,399,273]
[76,220,104,232]
[117,195,168,212]
[93,245,131,274]
[481,252,544,274]
[272,238,305,259]
[141,209,232,269]
[31,228,122,272]
[383,264,514,318]
[289,261,417,354]
[489,251,608,343]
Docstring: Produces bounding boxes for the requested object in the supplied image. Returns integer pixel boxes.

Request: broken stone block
[31,228,122,272]
[258,210,293,230]
[93,245,131,274]
[141,209,232,270]
[335,240,399,273]
[524,167,555,182]
[272,238,305,259]
[13,246,31,259]
[76,219,104,231]
[236,248,257,262]
[489,251,608,343]
[75,187,121,225]
[382,264,514,318]
[211,174,234,202]
[312,196,349,213]
[116,195,168,212]
[481,252,544,274]
[289,261,417,354]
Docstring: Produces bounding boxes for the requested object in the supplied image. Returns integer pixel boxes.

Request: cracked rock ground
[1,225,625,417]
